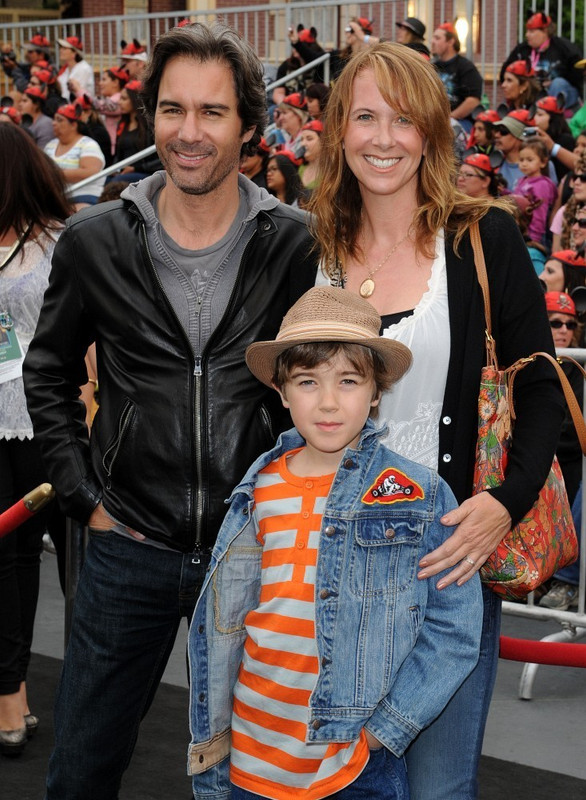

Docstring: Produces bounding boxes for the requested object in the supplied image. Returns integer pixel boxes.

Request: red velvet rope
[500,635,586,668]
[0,501,33,539]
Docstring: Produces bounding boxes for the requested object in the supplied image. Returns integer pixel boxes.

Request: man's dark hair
[141,22,267,156]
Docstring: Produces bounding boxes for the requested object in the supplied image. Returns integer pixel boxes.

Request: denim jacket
[187,421,483,798]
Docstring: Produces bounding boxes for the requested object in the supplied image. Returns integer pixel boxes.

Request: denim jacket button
[324,525,335,537]
[311,719,321,730]
[242,507,249,515]
[199,754,204,764]
[343,458,355,469]
[319,588,329,599]
[384,528,395,539]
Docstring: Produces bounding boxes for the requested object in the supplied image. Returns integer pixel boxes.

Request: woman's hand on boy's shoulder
[416,492,511,589]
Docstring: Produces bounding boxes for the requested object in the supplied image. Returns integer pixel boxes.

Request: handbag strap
[469,221,497,367]
[507,351,586,454]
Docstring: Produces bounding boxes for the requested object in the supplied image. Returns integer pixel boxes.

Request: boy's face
[276,352,379,470]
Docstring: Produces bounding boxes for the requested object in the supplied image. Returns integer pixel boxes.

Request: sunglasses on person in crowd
[550,320,578,330]
[570,217,586,228]
[573,173,586,183]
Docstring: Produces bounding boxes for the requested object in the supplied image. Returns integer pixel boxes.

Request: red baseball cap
[526,13,551,30]
[54,103,80,121]
[24,85,47,101]
[537,96,564,115]
[550,250,586,269]
[356,18,374,35]
[57,36,83,53]
[0,106,21,124]
[107,66,130,84]
[545,291,577,316]
[505,60,536,78]
[125,80,143,93]
[463,152,494,174]
[301,120,324,134]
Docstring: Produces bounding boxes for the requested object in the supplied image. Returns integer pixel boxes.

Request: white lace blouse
[0,230,61,440]
[315,233,450,470]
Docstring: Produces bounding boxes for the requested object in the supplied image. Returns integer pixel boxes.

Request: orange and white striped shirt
[230,449,369,799]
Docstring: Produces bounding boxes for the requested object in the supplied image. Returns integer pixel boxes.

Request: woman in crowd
[266,151,305,206]
[18,85,53,149]
[310,42,563,799]
[467,109,500,154]
[552,151,586,250]
[73,93,112,167]
[305,82,329,122]
[0,124,71,756]
[56,36,94,100]
[456,151,500,198]
[70,66,129,156]
[298,119,323,192]
[44,103,106,207]
[534,96,575,181]
[539,249,586,294]
[240,138,270,190]
[501,60,540,110]
[109,80,159,182]
[28,67,64,118]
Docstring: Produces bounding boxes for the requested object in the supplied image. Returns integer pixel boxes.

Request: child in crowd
[187,287,483,800]
[517,138,557,245]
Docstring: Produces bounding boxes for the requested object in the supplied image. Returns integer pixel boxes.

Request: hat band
[275,320,377,343]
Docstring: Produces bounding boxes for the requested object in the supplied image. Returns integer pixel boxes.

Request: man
[120,38,148,80]
[23,22,316,799]
[492,115,527,192]
[430,22,482,131]
[1,33,51,93]
[501,13,582,109]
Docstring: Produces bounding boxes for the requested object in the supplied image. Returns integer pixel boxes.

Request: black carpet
[4,653,585,799]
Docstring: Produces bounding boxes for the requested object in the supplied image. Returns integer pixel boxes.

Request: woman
[109,80,159,182]
[56,36,94,100]
[240,138,269,190]
[539,249,586,294]
[298,119,323,191]
[553,151,586,250]
[18,85,53,149]
[44,103,106,207]
[467,109,500,154]
[501,60,540,110]
[456,151,500,198]
[70,66,129,155]
[266,151,305,206]
[310,42,563,799]
[534,96,575,181]
[73,93,112,167]
[0,124,71,756]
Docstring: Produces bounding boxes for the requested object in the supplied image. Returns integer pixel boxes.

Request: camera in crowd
[0,50,16,64]
[522,126,539,137]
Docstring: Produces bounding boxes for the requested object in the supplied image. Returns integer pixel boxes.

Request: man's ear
[272,383,290,409]
[371,390,381,409]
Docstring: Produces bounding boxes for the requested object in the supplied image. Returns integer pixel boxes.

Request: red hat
[34,59,51,70]
[57,36,83,53]
[125,79,143,93]
[537,96,564,115]
[35,67,56,85]
[301,119,324,134]
[120,39,146,57]
[356,18,374,35]
[463,152,494,174]
[545,291,577,316]
[272,149,303,167]
[24,85,47,101]
[476,109,501,124]
[505,60,535,78]
[279,92,309,122]
[439,21,457,35]
[54,103,80,122]
[74,93,93,111]
[551,250,586,269]
[297,28,316,44]
[26,34,51,52]
[526,13,551,30]
[508,108,533,124]
[257,137,270,155]
[107,66,130,84]
[0,106,21,124]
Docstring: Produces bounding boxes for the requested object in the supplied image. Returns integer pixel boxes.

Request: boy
[187,287,483,800]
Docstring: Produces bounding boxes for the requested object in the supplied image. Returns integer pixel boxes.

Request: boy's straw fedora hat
[245,286,412,387]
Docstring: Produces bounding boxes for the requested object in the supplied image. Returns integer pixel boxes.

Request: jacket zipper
[102,399,135,490]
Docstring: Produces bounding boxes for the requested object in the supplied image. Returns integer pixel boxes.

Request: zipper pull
[194,356,202,377]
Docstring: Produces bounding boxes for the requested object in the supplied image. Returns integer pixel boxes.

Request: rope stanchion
[500,635,586,668]
[0,483,55,538]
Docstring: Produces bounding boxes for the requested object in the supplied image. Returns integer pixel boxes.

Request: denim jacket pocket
[348,518,424,596]
[212,543,262,633]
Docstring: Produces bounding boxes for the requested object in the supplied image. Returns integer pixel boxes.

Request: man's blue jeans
[46,530,210,800]
[231,746,409,799]
[405,583,502,799]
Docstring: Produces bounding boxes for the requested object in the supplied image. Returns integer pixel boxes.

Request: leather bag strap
[469,221,497,367]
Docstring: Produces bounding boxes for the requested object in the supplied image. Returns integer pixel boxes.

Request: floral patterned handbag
[470,222,586,600]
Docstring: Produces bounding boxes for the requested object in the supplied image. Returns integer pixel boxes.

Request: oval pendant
[360,278,375,298]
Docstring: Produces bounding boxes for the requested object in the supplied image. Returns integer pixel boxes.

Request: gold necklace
[359,233,409,298]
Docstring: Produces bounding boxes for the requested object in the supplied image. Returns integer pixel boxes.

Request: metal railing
[2,1,585,108]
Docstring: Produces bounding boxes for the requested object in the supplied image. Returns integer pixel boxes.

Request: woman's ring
[464,556,476,567]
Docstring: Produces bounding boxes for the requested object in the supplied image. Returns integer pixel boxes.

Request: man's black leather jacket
[23,197,317,552]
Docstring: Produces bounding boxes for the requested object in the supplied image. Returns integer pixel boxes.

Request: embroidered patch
[362,468,425,505]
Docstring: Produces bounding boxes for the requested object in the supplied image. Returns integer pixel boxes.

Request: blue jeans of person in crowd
[231,746,409,799]
[405,583,502,800]
[45,530,210,800]
[554,484,582,585]
[549,77,579,109]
